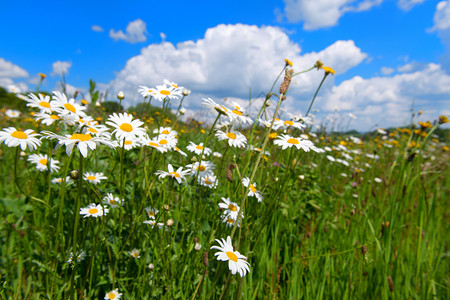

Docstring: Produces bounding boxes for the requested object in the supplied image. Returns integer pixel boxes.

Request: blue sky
[1,0,449,131]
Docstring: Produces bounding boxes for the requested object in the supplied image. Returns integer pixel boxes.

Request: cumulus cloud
[429,1,450,32]
[110,24,366,105]
[109,19,147,43]
[320,63,450,129]
[51,61,72,76]
[381,67,395,75]
[91,25,104,32]
[0,58,29,78]
[280,0,383,30]
[397,0,426,11]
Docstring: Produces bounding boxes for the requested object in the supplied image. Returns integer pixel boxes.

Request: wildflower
[274,134,320,152]
[129,249,140,259]
[67,250,86,265]
[51,176,72,184]
[84,172,107,184]
[213,151,223,158]
[418,121,433,129]
[315,60,324,70]
[79,203,109,218]
[145,207,159,219]
[210,236,250,277]
[153,84,182,101]
[198,174,218,189]
[27,154,60,173]
[24,93,55,114]
[155,134,178,150]
[323,66,335,75]
[439,115,449,124]
[215,130,247,148]
[106,112,146,141]
[104,289,122,300]
[116,137,140,150]
[155,164,190,185]
[5,109,21,118]
[186,161,215,177]
[154,126,177,137]
[218,197,241,220]
[202,98,232,118]
[374,177,383,183]
[117,91,125,100]
[273,118,306,131]
[143,219,165,228]
[42,131,116,158]
[194,243,202,251]
[138,85,157,98]
[148,263,155,270]
[174,146,187,156]
[179,107,186,115]
[52,91,87,119]
[242,177,263,202]
[103,193,124,207]
[34,112,60,125]
[141,136,168,153]
[284,58,293,67]
[0,127,41,151]
[186,142,212,156]
[376,128,387,135]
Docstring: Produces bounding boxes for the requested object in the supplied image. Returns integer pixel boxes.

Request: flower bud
[117,91,125,100]
[70,170,79,180]
[148,263,155,270]
[194,243,202,251]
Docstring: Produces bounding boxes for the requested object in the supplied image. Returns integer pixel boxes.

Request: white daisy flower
[141,136,168,153]
[156,134,178,150]
[221,213,242,227]
[7,85,21,94]
[129,248,140,259]
[143,219,165,228]
[34,112,60,125]
[106,112,146,141]
[218,197,241,220]
[202,98,233,119]
[242,177,263,202]
[51,176,72,184]
[186,142,212,156]
[153,126,177,137]
[5,109,21,118]
[185,161,215,177]
[27,154,60,173]
[198,174,218,189]
[67,250,86,265]
[42,131,116,158]
[145,207,159,219]
[229,109,253,125]
[79,203,109,218]
[0,127,41,151]
[103,193,124,207]
[138,85,157,98]
[174,146,187,157]
[274,134,318,152]
[326,155,336,162]
[24,93,56,114]
[104,289,122,300]
[210,236,250,277]
[81,123,110,138]
[273,119,306,131]
[215,130,247,148]
[52,91,87,119]
[117,137,140,151]
[213,152,223,158]
[153,84,182,101]
[163,79,184,91]
[154,164,190,185]
[83,172,107,184]
[374,177,383,183]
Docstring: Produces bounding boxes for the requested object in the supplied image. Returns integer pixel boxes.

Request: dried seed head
[70,170,79,180]
[387,276,394,292]
[166,219,174,227]
[163,204,170,211]
[306,232,311,239]
[193,237,198,244]
[203,252,209,267]
[350,209,355,216]
[227,163,236,183]
[324,226,329,233]
[361,245,367,255]
[279,68,294,96]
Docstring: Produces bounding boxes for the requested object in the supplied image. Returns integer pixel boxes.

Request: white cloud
[280,0,383,30]
[381,67,395,75]
[110,24,366,107]
[397,61,427,73]
[91,25,104,32]
[320,63,450,130]
[109,19,147,43]
[51,61,72,76]
[0,58,29,78]
[429,1,450,31]
[397,0,426,11]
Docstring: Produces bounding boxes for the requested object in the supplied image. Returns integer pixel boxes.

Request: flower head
[0,127,41,151]
[215,130,247,148]
[242,177,263,202]
[5,109,21,118]
[129,249,140,259]
[104,289,122,300]
[210,236,250,277]
[106,112,146,141]
[186,142,212,156]
[155,164,190,185]
[24,93,56,114]
[79,203,109,218]
[84,172,107,184]
[27,154,60,173]
[103,193,124,207]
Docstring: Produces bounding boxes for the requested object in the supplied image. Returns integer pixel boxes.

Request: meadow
[0,61,448,299]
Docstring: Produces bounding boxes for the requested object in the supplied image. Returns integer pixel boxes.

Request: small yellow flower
[269,132,278,139]
[315,60,324,70]
[323,66,335,75]
[414,129,421,135]
[418,110,423,115]
[408,141,417,148]
[81,99,88,105]
[439,115,449,124]
[39,73,47,79]
[418,121,433,129]
[284,58,293,67]
[442,146,449,151]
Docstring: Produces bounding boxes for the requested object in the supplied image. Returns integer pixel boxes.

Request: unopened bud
[70,170,79,180]
[361,245,367,255]
[194,243,202,251]
[20,151,27,158]
[179,107,186,115]
[203,252,209,267]
[117,91,125,100]
[148,263,155,270]
[182,89,191,96]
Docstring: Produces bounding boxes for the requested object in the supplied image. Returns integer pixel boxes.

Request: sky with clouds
[1,0,449,131]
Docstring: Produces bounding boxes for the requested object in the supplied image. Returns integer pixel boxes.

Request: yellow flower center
[133,252,139,258]
[159,139,168,145]
[39,159,48,165]
[39,101,51,108]
[64,103,76,113]
[226,132,237,139]
[287,138,299,144]
[110,199,116,205]
[228,204,237,212]
[197,165,206,172]
[226,251,238,262]
[88,208,98,214]
[11,130,28,139]
[50,114,59,120]
[196,145,204,150]
[88,127,98,133]
[284,120,294,126]
[70,133,92,141]
[124,140,132,145]
[148,142,159,147]
[162,130,170,134]
[169,172,180,178]
[148,211,155,217]
[232,109,243,116]
[87,176,96,181]
[160,90,171,95]
[205,178,212,184]
[250,185,257,193]
[227,218,235,224]
[108,293,116,299]
[120,123,133,132]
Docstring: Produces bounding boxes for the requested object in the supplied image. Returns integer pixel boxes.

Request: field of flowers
[0,61,448,299]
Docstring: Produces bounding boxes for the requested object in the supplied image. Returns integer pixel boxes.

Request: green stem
[305,74,329,117]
